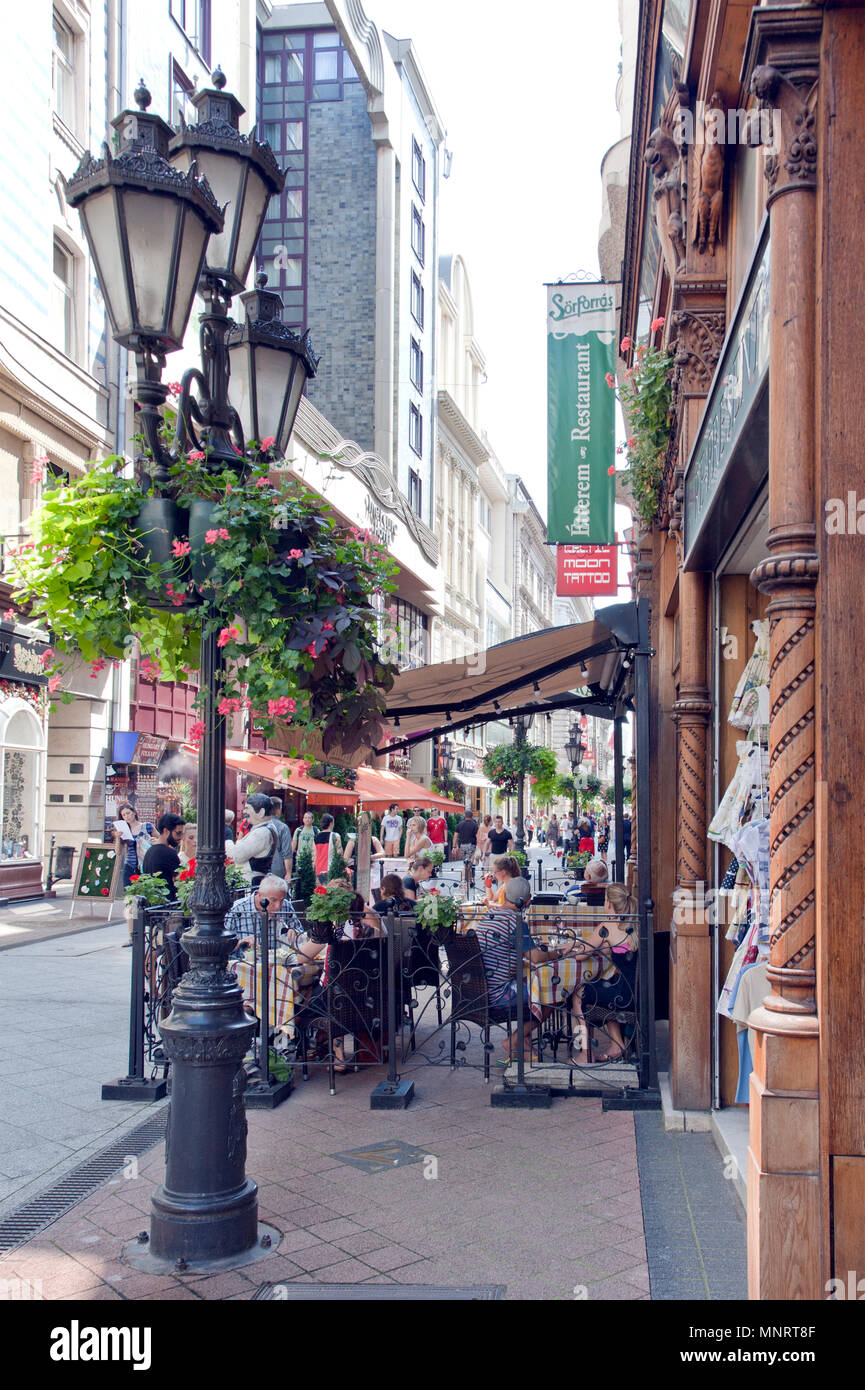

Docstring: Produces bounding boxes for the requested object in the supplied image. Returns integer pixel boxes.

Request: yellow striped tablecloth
[231,956,321,1030]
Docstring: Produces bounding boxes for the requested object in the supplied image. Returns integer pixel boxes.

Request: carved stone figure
[694,94,725,255]
[644,126,686,279]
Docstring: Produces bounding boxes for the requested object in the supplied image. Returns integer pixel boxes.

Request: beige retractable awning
[377,603,638,752]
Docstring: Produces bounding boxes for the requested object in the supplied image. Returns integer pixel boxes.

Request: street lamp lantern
[63,71,318,1272]
[169,67,284,296]
[564,728,581,767]
[227,274,319,455]
[64,80,223,353]
[439,737,454,774]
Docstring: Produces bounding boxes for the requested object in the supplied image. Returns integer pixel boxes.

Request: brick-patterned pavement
[0,1059,649,1302]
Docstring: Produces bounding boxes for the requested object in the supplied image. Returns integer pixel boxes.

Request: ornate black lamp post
[564,722,585,822]
[65,72,318,1267]
[438,736,454,776]
[512,713,532,857]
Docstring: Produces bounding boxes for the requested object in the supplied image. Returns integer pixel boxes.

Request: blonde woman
[404,815,432,861]
[559,881,639,1065]
[178,823,198,867]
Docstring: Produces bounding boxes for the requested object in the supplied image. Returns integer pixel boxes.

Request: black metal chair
[441,931,519,1082]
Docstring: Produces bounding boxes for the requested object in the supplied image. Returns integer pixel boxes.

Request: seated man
[564,856,608,905]
[225,873,300,957]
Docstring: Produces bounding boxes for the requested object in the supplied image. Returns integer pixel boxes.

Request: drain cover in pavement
[329,1140,431,1174]
[254,1283,504,1300]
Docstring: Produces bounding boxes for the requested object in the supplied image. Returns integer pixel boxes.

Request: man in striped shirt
[470,877,561,1061]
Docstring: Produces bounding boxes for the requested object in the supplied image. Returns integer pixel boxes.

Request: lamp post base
[150,1178,259,1264]
[370,1079,415,1110]
[125,1220,281,1277]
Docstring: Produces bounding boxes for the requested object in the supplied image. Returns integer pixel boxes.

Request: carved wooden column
[743,7,822,1302]
[671,572,713,1109]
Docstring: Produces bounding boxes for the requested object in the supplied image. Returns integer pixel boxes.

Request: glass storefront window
[0,705,43,859]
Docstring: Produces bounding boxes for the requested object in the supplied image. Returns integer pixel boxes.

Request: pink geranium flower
[47,675,61,693]
[217,625,241,648]
[268,696,297,718]
[255,476,269,488]
[189,720,206,744]
[40,648,55,666]
[651,316,666,333]
[188,450,206,463]
[288,549,304,561]
[172,540,191,558]
[605,372,616,389]
[261,437,275,450]
[620,336,632,353]
[204,528,230,545]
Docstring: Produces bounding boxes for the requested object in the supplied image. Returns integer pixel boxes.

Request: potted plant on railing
[304,881,357,934]
[124,872,171,910]
[428,849,446,878]
[564,850,593,881]
[9,451,400,755]
[414,888,461,941]
[175,858,250,922]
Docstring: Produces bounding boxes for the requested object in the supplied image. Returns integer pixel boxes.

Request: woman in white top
[404,816,432,861]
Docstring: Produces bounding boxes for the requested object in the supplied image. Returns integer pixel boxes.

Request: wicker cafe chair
[441,930,520,1082]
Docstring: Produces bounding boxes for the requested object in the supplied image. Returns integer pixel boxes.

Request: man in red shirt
[426,807,449,861]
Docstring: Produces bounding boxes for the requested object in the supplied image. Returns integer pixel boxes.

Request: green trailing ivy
[612,323,674,526]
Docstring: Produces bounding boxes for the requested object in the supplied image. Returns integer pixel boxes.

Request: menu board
[134,776,159,822]
[72,843,124,904]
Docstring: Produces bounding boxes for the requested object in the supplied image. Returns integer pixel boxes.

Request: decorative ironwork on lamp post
[511,713,532,857]
[64,72,318,1268]
[564,721,585,822]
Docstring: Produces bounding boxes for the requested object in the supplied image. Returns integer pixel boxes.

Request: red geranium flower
[101,888,109,896]
[313,886,328,896]
[129,875,139,882]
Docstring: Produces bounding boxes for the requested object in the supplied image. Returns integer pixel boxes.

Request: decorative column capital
[742,6,821,206]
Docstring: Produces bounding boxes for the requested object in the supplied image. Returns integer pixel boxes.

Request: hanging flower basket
[10,454,400,751]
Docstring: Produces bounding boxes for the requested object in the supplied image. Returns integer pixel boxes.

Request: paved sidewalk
[0,882,124,950]
[0,920,163,1216]
[1,1050,650,1302]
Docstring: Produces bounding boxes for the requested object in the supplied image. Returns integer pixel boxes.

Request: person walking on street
[292,810,316,860]
[268,796,294,881]
[426,807,449,860]
[141,813,185,898]
[453,809,479,895]
[547,815,560,852]
[381,803,404,858]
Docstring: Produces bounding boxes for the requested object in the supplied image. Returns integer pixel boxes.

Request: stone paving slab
[0,1047,650,1301]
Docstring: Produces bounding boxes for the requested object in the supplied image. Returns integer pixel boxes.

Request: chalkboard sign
[71,843,124,906]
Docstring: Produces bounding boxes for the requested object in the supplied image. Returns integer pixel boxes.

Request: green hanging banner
[546,283,617,545]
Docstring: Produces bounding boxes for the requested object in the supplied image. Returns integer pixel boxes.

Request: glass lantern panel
[168,205,210,347]
[80,187,133,340]
[232,165,271,290]
[256,344,299,452]
[227,340,256,441]
[124,190,183,338]
[185,148,246,282]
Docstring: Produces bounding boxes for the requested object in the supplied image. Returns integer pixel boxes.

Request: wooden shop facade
[619,0,865,1298]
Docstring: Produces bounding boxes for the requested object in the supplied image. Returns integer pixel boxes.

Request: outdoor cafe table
[526,902,621,1018]
[231,952,321,1030]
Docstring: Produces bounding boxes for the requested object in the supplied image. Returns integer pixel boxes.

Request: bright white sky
[371,0,624,518]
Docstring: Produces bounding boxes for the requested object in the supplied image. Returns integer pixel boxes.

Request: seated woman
[378,872,416,916]
[403,854,435,902]
[404,816,432,862]
[557,881,639,1064]
[484,853,522,908]
[292,886,380,1074]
